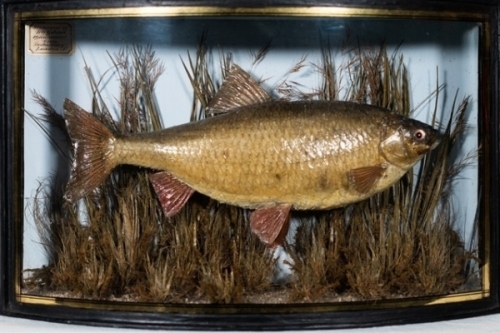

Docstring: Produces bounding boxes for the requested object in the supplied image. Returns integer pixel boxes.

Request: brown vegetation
[23,42,478,304]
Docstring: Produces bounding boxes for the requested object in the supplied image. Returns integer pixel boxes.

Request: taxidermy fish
[63,64,441,247]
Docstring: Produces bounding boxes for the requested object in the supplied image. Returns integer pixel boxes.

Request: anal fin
[149,171,195,217]
[250,204,292,248]
[347,165,386,193]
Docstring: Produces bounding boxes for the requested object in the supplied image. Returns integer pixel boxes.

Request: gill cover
[379,116,440,169]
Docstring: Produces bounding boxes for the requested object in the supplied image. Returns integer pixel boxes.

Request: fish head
[380,116,442,169]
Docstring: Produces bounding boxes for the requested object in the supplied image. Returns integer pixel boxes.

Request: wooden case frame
[1,0,499,329]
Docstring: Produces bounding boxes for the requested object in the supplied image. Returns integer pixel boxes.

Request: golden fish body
[110,100,434,210]
[64,65,440,246]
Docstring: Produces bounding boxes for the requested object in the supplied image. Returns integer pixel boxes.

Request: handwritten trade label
[28,22,74,55]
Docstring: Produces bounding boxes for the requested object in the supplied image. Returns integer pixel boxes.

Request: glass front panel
[17,8,486,310]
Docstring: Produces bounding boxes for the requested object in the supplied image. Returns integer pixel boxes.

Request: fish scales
[113,100,393,210]
[63,64,440,246]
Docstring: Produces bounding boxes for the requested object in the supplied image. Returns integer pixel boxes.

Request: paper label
[27,22,74,55]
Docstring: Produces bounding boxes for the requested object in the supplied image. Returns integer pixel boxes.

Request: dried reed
[24,41,477,304]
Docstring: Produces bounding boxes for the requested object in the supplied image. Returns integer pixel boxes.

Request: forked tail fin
[63,99,116,203]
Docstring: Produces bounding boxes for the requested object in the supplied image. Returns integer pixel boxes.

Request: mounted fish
[63,64,441,247]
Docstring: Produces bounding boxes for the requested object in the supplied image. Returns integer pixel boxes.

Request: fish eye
[413,129,426,140]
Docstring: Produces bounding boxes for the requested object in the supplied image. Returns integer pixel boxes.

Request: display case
[1,0,499,329]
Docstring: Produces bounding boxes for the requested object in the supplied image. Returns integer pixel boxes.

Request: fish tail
[63,99,117,203]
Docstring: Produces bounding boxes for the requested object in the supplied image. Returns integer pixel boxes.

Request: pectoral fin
[149,171,195,217]
[207,64,271,114]
[347,165,386,193]
[250,204,292,248]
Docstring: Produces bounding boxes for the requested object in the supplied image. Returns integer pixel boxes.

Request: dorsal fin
[207,64,271,114]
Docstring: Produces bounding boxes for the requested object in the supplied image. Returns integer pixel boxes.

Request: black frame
[1,0,499,330]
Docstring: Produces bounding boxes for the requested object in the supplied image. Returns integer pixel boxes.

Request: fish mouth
[429,131,444,150]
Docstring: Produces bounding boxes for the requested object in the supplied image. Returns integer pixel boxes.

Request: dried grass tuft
[24,40,479,304]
